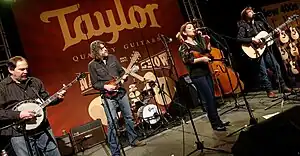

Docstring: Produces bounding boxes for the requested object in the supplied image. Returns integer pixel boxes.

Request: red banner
[12,0,187,136]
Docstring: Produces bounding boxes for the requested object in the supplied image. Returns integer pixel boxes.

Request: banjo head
[13,100,45,130]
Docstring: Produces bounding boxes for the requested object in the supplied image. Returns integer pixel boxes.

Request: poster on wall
[12,0,186,136]
[261,0,300,75]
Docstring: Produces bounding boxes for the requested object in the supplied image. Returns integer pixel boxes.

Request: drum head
[142,104,160,124]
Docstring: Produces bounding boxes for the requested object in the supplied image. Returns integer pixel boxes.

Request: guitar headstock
[76,72,87,81]
[130,51,141,64]
[288,14,300,21]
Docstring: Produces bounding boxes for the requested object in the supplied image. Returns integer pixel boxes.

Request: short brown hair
[241,7,253,20]
[7,56,27,70]
[90,40,105,60]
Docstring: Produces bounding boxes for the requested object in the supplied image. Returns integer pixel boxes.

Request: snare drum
[137,104,160,124]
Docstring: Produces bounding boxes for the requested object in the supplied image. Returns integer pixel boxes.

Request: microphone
[195,27,208,34]
[195,27,207,31]
[253,12,263,16]
[158,34,172,43]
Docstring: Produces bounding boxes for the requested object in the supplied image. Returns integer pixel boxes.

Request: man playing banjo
[0,56,66,156]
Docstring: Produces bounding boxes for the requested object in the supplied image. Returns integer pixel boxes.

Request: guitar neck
[40,79,77,108]
[266,18,295,39]
[122,67,145,82]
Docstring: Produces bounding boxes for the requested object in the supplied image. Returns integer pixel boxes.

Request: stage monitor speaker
[70,119,106,153]
[56,134,74,156]
[232,105,300,156]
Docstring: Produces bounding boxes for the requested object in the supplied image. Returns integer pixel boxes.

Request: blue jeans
[191,75,223,127]
[102,93,138,156]
[10,128,60,156]
[259,51,285,91]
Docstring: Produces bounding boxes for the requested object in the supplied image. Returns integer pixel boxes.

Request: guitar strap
[29,86,45,104]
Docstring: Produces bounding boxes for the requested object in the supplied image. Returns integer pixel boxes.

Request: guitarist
[0,56,66,156]
[177,22,230,131]
[236,6,291,98]
[88,40,145,156]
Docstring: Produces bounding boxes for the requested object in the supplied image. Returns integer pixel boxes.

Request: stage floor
[75,91,300,156]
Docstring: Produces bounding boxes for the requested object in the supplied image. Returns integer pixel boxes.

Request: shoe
[267,91,277,98]
[222,121,230,127]
[212,125,226,131]
[131,140,146,147]
[282,87,292,93]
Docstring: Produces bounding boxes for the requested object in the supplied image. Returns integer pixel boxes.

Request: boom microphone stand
[204,28,247,115]
[83,92,126,156]
[0,119,35,156]
[201,29,259,137]
[160,32,230,155]
[256,13,300,110]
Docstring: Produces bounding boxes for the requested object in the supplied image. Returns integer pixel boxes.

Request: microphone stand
[204,28,247,115]
[83,91,126,156]
[0,119,35,156]
[255,12,297,111]
[202,28,258,137]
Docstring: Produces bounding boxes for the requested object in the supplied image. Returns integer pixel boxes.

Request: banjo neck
[40,73,86,108]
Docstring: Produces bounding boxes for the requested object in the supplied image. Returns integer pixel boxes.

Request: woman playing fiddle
[177,22,229,131]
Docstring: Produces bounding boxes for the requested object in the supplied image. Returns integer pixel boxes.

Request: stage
[73,90,300,156]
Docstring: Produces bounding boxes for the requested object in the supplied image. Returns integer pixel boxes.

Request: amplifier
[56,134,74,156]
[70,119,106,153]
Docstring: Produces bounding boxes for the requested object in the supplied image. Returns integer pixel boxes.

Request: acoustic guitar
[279,30,289,44]
[289,40,299,56]
[289,60,299,75]
[241,14,299,59]
[290,26,299,40]
[278,45,289,61]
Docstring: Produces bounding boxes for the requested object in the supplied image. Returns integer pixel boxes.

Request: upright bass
[192,35,244,97]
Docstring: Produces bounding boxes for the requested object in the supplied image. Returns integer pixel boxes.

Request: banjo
[12,73,86,131]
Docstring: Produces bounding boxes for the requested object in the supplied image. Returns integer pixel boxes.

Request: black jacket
[236,20,269,44]
[88,54,125,92]
[0,76,61,136]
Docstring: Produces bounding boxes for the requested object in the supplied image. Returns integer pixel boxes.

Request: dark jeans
[10,128,60,156]
[102,93,138,156]
[191,74,223,127]
[258,50,286,92]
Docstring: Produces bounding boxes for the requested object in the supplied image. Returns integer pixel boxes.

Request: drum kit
[128,80,162,126]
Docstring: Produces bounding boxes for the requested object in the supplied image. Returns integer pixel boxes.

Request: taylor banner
[12,0,187,136]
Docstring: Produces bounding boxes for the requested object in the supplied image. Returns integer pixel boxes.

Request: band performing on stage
[0,4,300,156]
